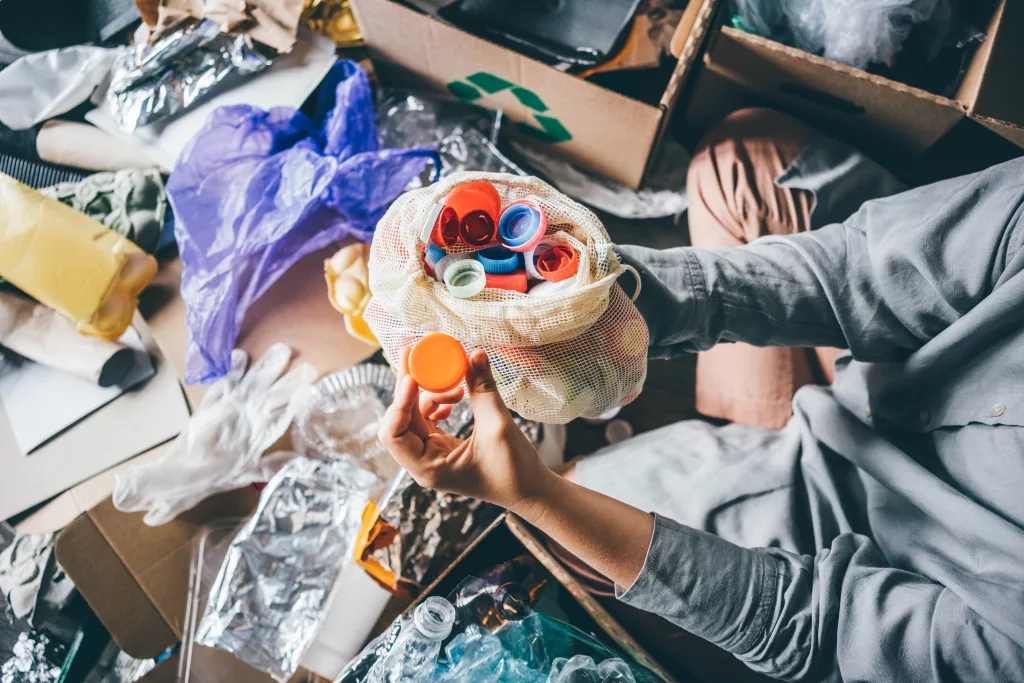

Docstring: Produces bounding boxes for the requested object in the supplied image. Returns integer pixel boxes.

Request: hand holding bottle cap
[408,333,467,393]
[537,245,578,282]
[443,258,486,298]
[498,198,547,252]
[476,246,521,274]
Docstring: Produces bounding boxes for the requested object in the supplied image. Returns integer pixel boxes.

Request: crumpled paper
[167,59,436,384]
[0,632,65,683]
[0,530,75,627]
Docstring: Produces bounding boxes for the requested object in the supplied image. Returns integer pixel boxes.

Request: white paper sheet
[0,328,154,454]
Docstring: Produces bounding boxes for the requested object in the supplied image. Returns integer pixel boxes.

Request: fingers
[378,375,427,462]
[465,350,510,417]
[419,385,464,421]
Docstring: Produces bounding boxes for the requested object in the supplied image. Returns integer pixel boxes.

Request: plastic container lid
[408,333,468,393]
[498,199,547,253]
[537,245,579,282]
[443,258,486,298]
[484,270,528,293]
[476,246,521,274]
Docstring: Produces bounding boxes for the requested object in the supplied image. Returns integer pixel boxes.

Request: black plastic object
[438,0,643,67]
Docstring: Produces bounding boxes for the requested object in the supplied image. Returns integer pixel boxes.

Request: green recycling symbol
[446,72,572,144]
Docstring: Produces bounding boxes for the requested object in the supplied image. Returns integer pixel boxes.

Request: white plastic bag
[365,172,648,423]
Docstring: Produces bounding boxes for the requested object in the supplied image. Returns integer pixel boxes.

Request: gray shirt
[614,144,1024,682]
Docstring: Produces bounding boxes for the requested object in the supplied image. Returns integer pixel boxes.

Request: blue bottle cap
[475,246,522,274]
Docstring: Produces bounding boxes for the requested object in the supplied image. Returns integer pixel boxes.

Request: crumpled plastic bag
[547,656,636,683]
[167,59,437,384]
[112,343,316,525]
[732,0,952,69]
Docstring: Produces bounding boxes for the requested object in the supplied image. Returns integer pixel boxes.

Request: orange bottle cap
[446,181,501,223]
[431,206,461,247]
[537,245,579,282]
[408,333,468,393]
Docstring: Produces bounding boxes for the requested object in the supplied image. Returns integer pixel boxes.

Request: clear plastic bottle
[366,596,456,683]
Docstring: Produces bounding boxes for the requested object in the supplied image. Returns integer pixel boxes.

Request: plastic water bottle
[366,596,456,683]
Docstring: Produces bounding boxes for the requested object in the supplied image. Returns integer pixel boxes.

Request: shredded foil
[196,456,375,681]
[1,633,64,683]
[302,0,363,47]
[106,19,273,132]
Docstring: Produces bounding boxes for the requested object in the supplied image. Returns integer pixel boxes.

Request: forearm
[512,469,654,590]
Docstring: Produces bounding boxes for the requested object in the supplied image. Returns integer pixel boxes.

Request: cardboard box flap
[964,0,1024,125]
[706,26,965,152]
[351,0,663,187]
[975,115,1024,150]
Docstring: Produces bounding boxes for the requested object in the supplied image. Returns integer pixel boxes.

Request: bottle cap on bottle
[498,199,547,252]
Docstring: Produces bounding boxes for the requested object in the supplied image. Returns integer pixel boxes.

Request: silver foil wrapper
[376,90,526,190]
[196,456,375,681]
[107,19,273,133]
[292,364,400,485]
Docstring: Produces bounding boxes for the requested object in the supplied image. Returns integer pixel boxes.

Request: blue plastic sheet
[167,59,437,384]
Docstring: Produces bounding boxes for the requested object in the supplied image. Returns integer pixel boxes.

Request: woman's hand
[378,348,555,512]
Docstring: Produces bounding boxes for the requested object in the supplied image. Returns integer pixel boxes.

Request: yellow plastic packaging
[325,243,380,348]
[0,173,157,340]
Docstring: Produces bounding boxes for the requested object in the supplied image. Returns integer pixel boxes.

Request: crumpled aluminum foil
[196,456,376,681]
[359,407,543,593]
[376,90,526,190]
[107,19,273,132]
[1,632,64,683]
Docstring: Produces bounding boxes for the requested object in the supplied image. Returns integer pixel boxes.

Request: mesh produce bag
[365,172,648,423]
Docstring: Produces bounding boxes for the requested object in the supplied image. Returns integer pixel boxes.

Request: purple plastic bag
[167,60,437,384]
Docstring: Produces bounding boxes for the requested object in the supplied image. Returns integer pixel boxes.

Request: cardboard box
[350,0,719,189]
[54,244,379,668]
[700,0,1024,161]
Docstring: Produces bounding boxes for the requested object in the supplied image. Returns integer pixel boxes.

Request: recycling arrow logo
[446,71,573,144]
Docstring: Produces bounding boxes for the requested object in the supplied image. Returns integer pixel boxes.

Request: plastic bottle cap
[433,252,473,283]
[524,239,557,281]
[459,210,496,247]
[424,243,446,268]
[408,334,468,393]
[431,206,461,247]
[528,278,573,298]
[476,246,521,274]
[420,202,444,244]
[498,199,547,252]
[443,258,486,298]
[446,181,501,223]
[537,245,579,282]
[484,270,528,293]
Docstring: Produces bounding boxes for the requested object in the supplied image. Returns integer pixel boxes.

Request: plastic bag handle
[619,263,642,303]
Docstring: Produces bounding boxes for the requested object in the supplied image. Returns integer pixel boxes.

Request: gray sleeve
[618,158,1024,361]
[619,515,1024,683]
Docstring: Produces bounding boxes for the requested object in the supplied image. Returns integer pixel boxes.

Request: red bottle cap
[484,270,528,293]
[431,205,461,247]
[459,210,496,247]
[537,245,578,282]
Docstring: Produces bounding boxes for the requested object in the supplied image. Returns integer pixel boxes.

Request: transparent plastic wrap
[365,172,649,423]
[195,457,376,681]
[376,91,526,189]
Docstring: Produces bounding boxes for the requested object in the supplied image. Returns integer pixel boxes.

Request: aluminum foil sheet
[292,364,399,484]
[376,90,526,190]
[0,632,64,683]
[107,19,273,133]
[196,456,376,681]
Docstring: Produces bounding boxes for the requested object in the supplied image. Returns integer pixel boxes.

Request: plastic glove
[113,343,317,525]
